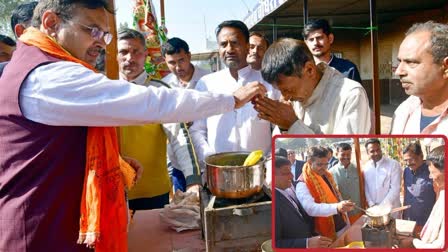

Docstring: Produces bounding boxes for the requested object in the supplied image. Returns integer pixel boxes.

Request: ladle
[353,204,369,214]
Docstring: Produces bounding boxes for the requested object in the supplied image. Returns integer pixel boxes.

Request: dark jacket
[275,188,315,248]
[0,41,89,252]
[329,56,362,84]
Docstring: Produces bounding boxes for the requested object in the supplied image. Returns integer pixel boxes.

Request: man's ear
[443,56,448,78]
[187,51,192,61]
[41,10,60,37]
[14,24,26,38]
[304,61,315,76]
[328,33,334,45]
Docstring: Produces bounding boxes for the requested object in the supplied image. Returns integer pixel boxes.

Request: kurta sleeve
[295,182,338,217]
[163,122,202,186]
[20,61,235,126]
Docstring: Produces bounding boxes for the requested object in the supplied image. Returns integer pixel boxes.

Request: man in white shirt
[190,20,279,170]
[161,37,209,90]
[363,138,402,217]
[246,31,269,71]
[161,37,210,192]
[390,21,448,135]
[254,38,370,134]
[287,149,305,185]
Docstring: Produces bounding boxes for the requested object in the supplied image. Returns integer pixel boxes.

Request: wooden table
[128,209,205,251]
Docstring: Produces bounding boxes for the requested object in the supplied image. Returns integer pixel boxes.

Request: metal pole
[272,17,277,41]
[354,138,367,209]
[160,0,165,26]
[303,0,308,25]
[369,0,381,134]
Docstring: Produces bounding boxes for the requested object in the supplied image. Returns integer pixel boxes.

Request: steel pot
[365,205,411,227]
[205,151,265,199]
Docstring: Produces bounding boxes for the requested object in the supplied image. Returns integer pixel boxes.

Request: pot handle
[390,205,411,214]
[233,207,254,216]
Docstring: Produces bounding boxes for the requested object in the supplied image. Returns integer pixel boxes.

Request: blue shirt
[420,114,439,132]
[403,163,436,226]
[329,55,362,84]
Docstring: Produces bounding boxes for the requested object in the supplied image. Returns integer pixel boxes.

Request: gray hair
[406,21,448,64]
[118,28,146,47]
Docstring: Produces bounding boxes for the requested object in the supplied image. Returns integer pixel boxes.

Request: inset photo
[271,136,446,250]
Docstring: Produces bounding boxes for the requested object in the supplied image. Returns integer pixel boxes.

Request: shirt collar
[120,70,149,86]
[226,65,251,81]
[409,162,428,175]
[327,54,334,65]
[302,62,328,107]
[372,156,386,167]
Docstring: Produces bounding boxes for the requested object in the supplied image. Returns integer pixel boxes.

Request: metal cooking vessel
[366,205,411,227]
[205,151,265,199]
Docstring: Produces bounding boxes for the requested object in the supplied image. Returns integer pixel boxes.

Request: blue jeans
[168,163,186,192]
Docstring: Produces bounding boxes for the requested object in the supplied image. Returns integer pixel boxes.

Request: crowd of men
[275,140,445,248]
[0,0,446,251]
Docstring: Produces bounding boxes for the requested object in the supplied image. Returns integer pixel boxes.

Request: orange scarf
[20,27,135,252]
[301,163,346,240]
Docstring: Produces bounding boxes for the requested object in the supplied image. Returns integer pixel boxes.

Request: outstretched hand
[232,81,267,109]
[308,235,333,248]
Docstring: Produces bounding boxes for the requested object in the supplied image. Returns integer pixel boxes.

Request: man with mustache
[329,143,365,224]
[275,155,333,248]
[246,31,269,71]
[0,1,266,250]
[363,138,401,218]
[303,19,361,84]
[117,28,202,211]
[190,20,279,171]
[391,21,448,135]
[254,38,370,134]
[402,142,435,228]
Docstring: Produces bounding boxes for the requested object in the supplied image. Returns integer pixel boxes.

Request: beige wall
[359,6,448,80]
[329,6,448,81]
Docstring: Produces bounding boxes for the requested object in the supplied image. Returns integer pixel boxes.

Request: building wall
[337,6,448,105]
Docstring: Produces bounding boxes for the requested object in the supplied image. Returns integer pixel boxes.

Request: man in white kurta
[363,139,401,218]
[284,63,369,134]
[191,66,278,165]
[254,38,370,134]
[390,21,448,136]
[189,20,279,170]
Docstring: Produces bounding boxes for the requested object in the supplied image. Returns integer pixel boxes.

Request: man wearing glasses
[0,1,266,251]
[296,146,354,240]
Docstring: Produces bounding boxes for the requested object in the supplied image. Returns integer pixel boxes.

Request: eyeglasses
[76,22,112,45]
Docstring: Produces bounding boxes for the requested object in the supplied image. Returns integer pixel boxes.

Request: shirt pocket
[377,170,390,189]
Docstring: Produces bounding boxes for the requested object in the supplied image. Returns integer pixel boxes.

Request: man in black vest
[274,155,332,248]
